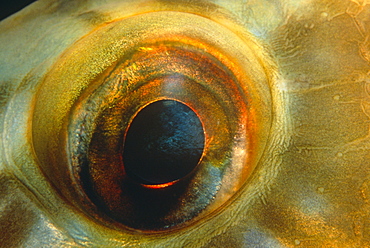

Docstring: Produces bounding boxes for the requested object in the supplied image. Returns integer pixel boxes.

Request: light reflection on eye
[31,10,272,232]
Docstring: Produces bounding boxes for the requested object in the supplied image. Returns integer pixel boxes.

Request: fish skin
[0,0,370,247]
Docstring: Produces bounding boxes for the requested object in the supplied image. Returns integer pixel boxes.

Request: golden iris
[31,11,272,231]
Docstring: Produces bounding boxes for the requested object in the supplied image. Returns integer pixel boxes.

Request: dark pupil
[123,100,205,185]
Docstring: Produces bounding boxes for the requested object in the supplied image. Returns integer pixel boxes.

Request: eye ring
[31,11,273,232]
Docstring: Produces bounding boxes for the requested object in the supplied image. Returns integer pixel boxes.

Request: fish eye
[3,0,370,246]
[31,10,273,231]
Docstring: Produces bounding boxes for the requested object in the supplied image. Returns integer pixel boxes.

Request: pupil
[123,100,205,185]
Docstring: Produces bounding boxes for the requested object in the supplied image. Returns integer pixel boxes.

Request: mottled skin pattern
[1,0,370,247]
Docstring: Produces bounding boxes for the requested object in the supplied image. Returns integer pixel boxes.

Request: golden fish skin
[0,0,370,247]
